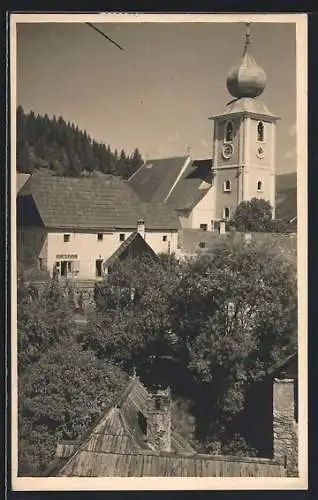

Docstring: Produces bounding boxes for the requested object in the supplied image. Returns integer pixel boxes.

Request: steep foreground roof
[128,156,190,203]
[46,377,286,477]
[17,172,179,231]
[103,231,157,271]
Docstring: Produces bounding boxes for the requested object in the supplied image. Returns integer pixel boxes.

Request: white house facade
[17,172,179,280]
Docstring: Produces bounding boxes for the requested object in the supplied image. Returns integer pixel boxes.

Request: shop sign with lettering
[56,254,78,260]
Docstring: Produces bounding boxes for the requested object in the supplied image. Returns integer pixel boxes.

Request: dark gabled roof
[50,377,285,478]
[128,156,190,203]
[17,172,179,231]
[103,232,157,271]
[167,159,214,211]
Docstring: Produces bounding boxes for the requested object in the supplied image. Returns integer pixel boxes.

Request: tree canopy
[169,239,297,441]
[16,106,143,178]
[17,277,75,373]
[84,240,297,448]
[18,340,128,475]
[232,198,274,232]
[17,277,128,475]
[17,241,297,473]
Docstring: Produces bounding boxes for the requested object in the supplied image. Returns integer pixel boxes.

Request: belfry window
[223,180,231,192]
[225,121,233,142]
[257,121,264,142]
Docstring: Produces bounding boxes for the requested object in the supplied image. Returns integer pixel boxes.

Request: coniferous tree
[16,107,143,178]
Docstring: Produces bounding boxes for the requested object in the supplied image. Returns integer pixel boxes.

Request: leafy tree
[233,198,273,232]
[17,277,75,373]
[85,239,296,450]
[84,255,183,385]
[18,339,128,475]
[169,239,297,441]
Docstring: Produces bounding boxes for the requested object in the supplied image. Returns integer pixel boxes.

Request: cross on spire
[243,22,251,54]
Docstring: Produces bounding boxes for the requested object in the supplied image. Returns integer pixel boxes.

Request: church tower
[210,23,280,223]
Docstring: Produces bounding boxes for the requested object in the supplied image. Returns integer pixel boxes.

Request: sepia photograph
[11,13,307,490]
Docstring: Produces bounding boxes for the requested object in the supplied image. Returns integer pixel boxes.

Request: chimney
[137,218,145,239]
[147,387,172,452]
[273,378,298,476]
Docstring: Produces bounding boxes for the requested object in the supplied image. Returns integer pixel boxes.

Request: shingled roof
[128,156,215,212]
[17,172,179,231]
[128,156,190,203]
[47,377,286,478]
[167,159,214,211]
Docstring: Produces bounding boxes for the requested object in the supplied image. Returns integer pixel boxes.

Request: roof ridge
[56,377,140,475]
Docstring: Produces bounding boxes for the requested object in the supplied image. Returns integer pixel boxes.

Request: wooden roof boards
[48,376,286,478]
[56,450,285,477]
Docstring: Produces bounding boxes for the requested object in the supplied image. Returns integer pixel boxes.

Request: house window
[199,241,206,248]
[162,235,167,242]
[97,233,103,241]
[63,234,70,243]
[200,224,208,232]
[138,411,147,435]
[257,180,263,191]
[223,180,231,192]
[223,207,230,219]
[95,259,103,277]
[257,121,265,142]
[119,233,125,242]
[224,121,233,142]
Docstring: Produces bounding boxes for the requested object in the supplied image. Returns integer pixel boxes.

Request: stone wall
[177,229,297,269]
[273,378,298,477]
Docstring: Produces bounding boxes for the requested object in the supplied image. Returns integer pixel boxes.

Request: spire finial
[244,22,251,54]
[226,20,266,99]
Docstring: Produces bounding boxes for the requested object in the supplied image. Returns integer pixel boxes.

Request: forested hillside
[16,106,143,179]
[275,172,297,222]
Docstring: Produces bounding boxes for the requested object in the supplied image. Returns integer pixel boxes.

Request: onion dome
[226,23,266,99]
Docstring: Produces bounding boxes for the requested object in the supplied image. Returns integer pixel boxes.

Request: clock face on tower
[256,145,265,159]
[222,143,234,159]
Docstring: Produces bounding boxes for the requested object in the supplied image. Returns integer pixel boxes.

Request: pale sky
[16,19,297,173]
